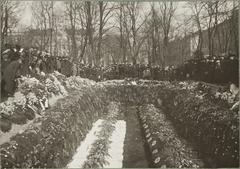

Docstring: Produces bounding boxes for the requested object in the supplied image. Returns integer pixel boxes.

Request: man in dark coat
[12,45,21,61]
[2,58,22,96]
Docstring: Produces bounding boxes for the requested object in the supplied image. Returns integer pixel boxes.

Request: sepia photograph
[0,0,239,168]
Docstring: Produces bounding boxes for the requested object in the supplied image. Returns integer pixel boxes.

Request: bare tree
[96,1,115,66]
[65,1,78,62]
[158,1,177,67]
[142,3,159,66]
[123,2,148,65]
[187,1,205,57]
[115,3,127,64]
[83,1,98,66]
[0,0,20,48]
[150,3,162,66]
[31,1,55,52]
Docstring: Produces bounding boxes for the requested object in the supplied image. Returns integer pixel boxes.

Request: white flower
[215,92,221,98]
[13,92,27,106]
[151,140,157,146]
[27,92,38,105]
[146,133,151,138]
[152,149,158,154]
[147,137,152,143]
[154,157,161,164]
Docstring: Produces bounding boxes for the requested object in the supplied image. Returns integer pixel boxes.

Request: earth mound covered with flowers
[101,79,239,167]
[0,75,238,168]
[0,72,110,168]
[0,72,97,133]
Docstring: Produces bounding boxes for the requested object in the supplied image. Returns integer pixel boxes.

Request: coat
[2,60,21,94]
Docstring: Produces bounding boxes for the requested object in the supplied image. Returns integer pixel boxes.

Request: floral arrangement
[67,102,121,168]
[0,72,69,132]
[81,102,119,168]
[65,76,96,90]
[0,84,108,168]
[139,104,202,168]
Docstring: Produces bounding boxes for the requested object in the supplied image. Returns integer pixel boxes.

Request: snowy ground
[104,120,126,168]
[67,119,104,168]
[67,102,127,168]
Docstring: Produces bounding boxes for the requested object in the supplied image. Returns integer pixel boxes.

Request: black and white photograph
[0,0,239,168]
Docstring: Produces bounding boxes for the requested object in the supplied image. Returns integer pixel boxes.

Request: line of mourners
[1,44,238,100]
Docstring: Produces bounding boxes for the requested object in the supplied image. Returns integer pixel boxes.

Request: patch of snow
[67,119,104,168]
[104,120,126,168]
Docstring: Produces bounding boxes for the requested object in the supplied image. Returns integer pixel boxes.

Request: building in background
[166,8,238,67]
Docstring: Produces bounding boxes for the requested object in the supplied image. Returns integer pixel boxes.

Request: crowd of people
[174,55,239,85]
[1,43,239,99]
[1,44,58,98]
[102,55,239,86]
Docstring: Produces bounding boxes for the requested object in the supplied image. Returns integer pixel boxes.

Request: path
[122,105,149,168]
[67,102,150,168]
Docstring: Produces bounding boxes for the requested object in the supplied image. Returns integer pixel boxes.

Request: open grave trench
[0,80,239,168]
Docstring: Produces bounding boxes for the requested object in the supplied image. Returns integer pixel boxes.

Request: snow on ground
[67,119,127,169]
[67,102,126,168]
[104,120,126,168]
[67,119,104,168]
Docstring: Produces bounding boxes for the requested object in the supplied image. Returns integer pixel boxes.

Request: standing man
[2,57,22,96]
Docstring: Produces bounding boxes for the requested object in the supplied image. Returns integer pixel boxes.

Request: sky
[18,1,191,29]
[19,1,64,28]
[14,0,236,38]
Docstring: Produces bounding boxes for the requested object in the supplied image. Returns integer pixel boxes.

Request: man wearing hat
[2,51,22,96]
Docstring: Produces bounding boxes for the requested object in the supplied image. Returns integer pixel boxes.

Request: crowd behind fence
[1,44,239,98]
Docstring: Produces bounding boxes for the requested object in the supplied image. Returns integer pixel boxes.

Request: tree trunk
[119,4,126,64]
[86,1,94,66]
[69,2,78,63]
[97,1,104,66]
